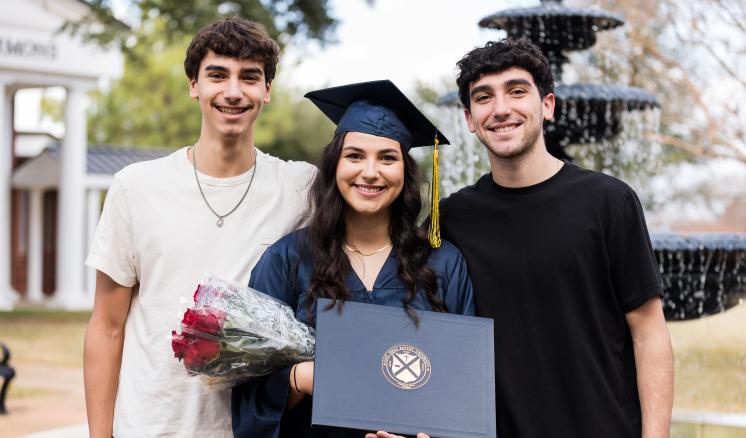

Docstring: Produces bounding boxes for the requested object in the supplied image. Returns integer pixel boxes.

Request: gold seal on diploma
[381,344,432,390]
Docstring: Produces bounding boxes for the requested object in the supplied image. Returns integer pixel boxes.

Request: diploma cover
[312,298,496,438]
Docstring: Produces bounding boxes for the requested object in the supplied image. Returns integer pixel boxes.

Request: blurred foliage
[58,0,340,161]
[573,0,745,165]
[78,12,334,161]
[86,27,200,149]
[253,85,335,162]
[62,0,338,58]
[562,0,746,216]
[38,90,64,125]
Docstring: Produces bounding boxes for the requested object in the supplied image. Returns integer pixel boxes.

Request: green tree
[63,0,337,55]
[86,24,334,160]
[87,30,200,148]
[563,0,746,214]
[574,0,745,165]
[254,87,335,162]
[72,1,339,160]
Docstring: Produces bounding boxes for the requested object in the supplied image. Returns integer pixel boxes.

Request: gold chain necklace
[343,241,392,257]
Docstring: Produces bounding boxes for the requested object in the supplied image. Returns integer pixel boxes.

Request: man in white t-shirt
[83,17,315,437]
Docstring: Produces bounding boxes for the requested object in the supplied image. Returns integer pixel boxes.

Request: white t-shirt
[86,147,315,437]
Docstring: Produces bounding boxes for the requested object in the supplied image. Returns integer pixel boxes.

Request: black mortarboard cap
[304,80,449,151]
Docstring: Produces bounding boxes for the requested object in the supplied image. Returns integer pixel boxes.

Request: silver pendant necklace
[191,145,257,227]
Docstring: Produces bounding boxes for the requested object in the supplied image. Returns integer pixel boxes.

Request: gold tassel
[428,136,441,248]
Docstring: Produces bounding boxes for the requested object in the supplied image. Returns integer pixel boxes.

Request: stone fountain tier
[478,2,623,47]
[478,0,624,77]
[651,233,746,320]
[546,84,660,150]
[433,0,746,321]
[475,0,660,155]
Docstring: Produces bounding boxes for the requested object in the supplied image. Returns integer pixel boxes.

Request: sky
[279,0,525,93]
[15,0,522,134]
[12,0,745,225]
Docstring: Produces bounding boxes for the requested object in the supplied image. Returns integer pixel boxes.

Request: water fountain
[437,0,746,320]
[653,234,746,320]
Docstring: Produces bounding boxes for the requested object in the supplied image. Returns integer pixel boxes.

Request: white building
[1,0,125,309]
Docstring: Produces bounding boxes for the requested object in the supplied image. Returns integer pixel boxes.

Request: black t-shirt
[440,163,662,438]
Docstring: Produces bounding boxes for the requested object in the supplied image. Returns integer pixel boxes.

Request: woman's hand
[364,432,429,438]
[288,361,314,408]
[294,361,314,395]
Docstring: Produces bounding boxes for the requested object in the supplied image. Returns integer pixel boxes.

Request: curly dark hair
[302,134,447,326]
[456,38,554,109]
[184,17,280,83]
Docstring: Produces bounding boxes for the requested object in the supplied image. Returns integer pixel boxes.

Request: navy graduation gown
[232,229,475,438]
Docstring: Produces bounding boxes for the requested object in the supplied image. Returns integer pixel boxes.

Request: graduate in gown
[231,80,476,438]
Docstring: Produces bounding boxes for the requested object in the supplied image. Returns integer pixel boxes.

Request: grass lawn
[0,309,90,436]
[0,303,744,434]
[668,302,746,413]
[0,309,89,368]
[0,305,744,409]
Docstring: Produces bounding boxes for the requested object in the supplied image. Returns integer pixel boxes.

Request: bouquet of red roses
[171,275,315,383]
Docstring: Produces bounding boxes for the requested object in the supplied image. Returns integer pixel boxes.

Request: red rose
[183,336,220,370]
[172,331,220,370]
[193,284,201,303]
[171,330,187,360]
[181,307,226,335]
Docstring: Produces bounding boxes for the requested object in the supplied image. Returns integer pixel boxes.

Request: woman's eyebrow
[378,148,401,155]
[341,145,364,152]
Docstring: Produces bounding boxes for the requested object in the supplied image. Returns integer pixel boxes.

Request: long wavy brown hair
[302,133,447,326]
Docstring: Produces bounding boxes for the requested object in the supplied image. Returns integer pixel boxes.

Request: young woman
[231,80,475,438]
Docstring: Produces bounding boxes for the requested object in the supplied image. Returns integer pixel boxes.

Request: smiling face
[464,67,554,161]
[189,51,271,141]
[335,131,405,218]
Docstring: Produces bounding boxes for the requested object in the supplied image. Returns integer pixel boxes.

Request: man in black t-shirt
[440,39,673,437]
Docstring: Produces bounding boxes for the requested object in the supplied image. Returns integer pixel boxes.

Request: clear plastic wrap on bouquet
[171,275,314,384]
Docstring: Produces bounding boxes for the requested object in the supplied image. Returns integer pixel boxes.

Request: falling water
[426,104,491,196]
[461,0,746,427]
[654,234,746,320]
[565,105,662,204]
[435,0,746,320]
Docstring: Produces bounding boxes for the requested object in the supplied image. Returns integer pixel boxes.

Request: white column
[0,83,19,310]
[26,189,44,303]
[53,87,89,309]
[85,188,101,303]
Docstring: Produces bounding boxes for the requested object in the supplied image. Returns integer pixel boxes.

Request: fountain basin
[652,233,746,320]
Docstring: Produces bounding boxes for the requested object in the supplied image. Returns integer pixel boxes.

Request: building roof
[14,132,60,158]
[48,143,173,175]
[12,144,174,189]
